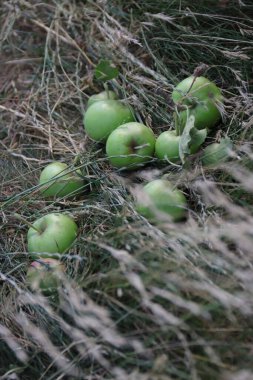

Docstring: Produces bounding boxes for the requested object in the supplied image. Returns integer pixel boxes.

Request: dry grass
[1,1,253,379]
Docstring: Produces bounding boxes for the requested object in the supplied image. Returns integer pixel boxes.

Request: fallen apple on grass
[87,90,118,108]
[84,100,135,141]
[39,162,84,198]
[27,258,65,298]
[201,138,233,167]
[136,179,187,222]
[172,76,223,132]
[27,213,78,258]
[155,131,180,163]
[106,122,156,169]
[155,128,207,162]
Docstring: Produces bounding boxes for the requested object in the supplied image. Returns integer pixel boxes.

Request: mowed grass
[1,1,253,379]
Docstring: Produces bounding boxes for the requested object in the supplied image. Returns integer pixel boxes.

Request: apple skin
[87,90,118,108]
[27,258,64,297]
[27,213,78,258]
[106,122,156,170]
[39,162,84,198]
[201,139,233,167]
[84,100,135,142]
[172,76,222,104]
[155,131,180,163]
[136,179,187,222]
[172,76,223,132]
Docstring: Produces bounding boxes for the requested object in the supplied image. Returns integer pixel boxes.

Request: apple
[155,131,180,163]
[172,76,223,132]
[155,128,207,162]
[136,179,187,222]
[84,100,135,141]
[27,213,78,258]
[39,162,84,198]
[87,90,118,108]
[106,122,156,169]
[201,138,233,167]
[27,258,64,298]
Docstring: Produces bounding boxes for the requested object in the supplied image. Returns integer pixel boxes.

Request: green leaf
[179,115,195,164]
[190,127,207,154]
[95,59,119,82]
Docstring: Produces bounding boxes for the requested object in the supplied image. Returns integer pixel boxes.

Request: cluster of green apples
[84,90,188,221]
[25,75,233,293]
[171,76,232,166]
[83,76,232,222]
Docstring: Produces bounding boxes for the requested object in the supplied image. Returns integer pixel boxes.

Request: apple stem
[14,213,42,233]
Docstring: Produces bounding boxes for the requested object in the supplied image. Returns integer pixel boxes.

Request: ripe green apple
[87,90,118,108]
[84,100,135,141]
[172,76,223,132]
[39,162,84,198]
[27,258,64,298]
[136,179,187,222]
[106,122,156,169]
[201,138,233,167]
[155,131,180,163]
[27,213,78,258]
[155,128,207,162]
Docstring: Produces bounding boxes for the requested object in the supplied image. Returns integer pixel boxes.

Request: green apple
[39,162,84,198]
[27,213,78,258]
[172,76,223,132]
[155,128,207,162]
[136,179,187,222]
[27,258,64,298]
[201,138,233,167]
[155,131,180,163]
[84,100,135,141]
[87,90,118,108]
[106,122,156,170]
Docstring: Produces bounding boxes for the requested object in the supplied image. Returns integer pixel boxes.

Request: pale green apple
[27,213,78,258]
[136,179,187,222]
[155,131,180,162]
[201,138,233,167]
[106,122,156,170]
[155,128,207,162]
[87,90,118,108]
[27,258,65,298]
[172,76,223,132]
[39,162,84,198]
[84,100,134,141]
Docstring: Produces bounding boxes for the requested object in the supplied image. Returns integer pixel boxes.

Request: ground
[0,1,253,379]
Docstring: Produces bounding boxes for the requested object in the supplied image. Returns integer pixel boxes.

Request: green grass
[1,0,253,379]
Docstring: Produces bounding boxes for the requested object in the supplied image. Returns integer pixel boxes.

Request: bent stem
[14,213,42,233]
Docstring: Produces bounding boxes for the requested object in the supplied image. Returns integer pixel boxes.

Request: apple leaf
[95,59,119,82]
[179,115,195,164]
[191,127,207,147]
